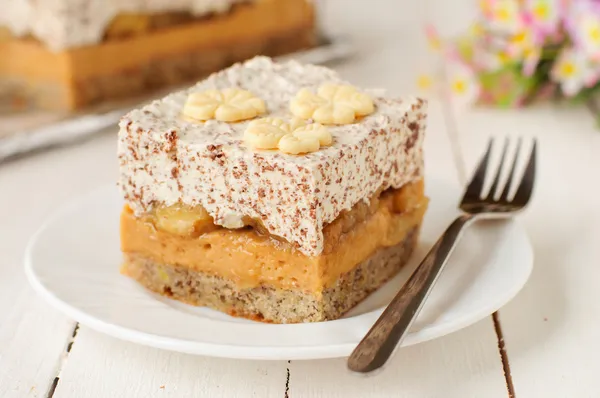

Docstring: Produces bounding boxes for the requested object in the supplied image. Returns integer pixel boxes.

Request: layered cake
[118,56,428,323]
[0,0,315,111]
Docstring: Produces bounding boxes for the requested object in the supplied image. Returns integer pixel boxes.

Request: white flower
[551,48,597,96]
[446,61,480,107]
[476,49,512,71]
[415,48,444,96]
[484,0,524,34]
[416,73,435,95]
[578,15,600,57]
[507,29,536,59]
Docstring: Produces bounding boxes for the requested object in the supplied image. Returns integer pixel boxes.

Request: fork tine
[486,137,508,200]
[513,139,537,204]
[464,138,493,199]
[499,137,522,202]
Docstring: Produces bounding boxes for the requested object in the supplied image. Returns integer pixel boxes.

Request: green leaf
[569,83,600,105]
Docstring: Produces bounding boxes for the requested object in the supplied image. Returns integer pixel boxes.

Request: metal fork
[347,137,537,374]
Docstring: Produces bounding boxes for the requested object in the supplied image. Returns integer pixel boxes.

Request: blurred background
[6,0,598,162]
[0,0,481,161]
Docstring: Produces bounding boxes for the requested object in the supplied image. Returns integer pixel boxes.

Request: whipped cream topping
[1,0,253,52]
[118,57,427,256]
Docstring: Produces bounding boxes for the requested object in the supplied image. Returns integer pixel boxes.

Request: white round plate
[25,174,533,360]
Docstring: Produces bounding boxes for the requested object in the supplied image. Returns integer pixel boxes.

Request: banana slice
[154,204,215,236]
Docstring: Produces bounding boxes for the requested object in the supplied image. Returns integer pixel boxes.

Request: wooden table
[2,1,599,396]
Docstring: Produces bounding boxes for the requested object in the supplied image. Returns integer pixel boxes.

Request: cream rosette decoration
[183,88,266,122]
[289,83,375,125]
[244,117,332,155]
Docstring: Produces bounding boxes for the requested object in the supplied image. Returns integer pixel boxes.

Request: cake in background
[0,0,315,111]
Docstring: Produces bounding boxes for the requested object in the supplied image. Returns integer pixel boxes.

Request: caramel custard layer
[121,181,428,292]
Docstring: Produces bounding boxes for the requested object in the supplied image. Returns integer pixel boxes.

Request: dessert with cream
[118,56,428,323]
[0,0,315,111]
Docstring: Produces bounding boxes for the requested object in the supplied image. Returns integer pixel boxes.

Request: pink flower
[425,24,443,51]
[523,0,562,37]
[522,47,542,76]
[564,0,600,59]
[424,23,464,63]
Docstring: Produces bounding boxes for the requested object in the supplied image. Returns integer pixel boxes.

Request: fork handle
[347,214,475,373]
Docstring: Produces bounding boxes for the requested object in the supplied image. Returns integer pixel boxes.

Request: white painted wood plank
[289,319,506,398]
[454,105,600,397]
[53,328,288,398]
[0,131,118,398]
[0,295,71,398]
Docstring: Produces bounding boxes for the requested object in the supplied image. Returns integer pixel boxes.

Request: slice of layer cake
[118,56,428,323]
